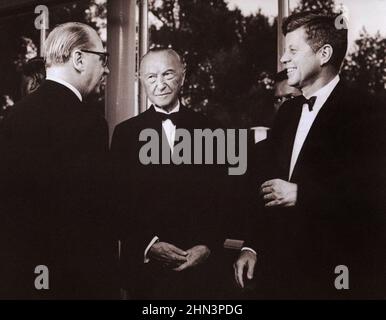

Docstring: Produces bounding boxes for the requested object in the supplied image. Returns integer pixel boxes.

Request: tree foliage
[150,0,276,127]
[293,0,385,98]
[0,0,384,124]
[342,29,386,95]
[293,0,337,15]
[0,0,104,111]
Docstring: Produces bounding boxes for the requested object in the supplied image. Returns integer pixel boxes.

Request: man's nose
[104,66,110,75]
[155,76,167,89]
[280,51,290,64]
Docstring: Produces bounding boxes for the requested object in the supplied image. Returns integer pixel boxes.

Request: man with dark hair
[282,12,348,70]
[111,48,226,299]
[234,11,385,298]
[20,57,46,98]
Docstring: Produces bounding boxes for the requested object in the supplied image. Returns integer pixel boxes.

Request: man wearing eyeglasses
[0,22,115,299]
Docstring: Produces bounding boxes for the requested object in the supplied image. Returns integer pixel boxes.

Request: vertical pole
[277,0,289,71]
[138,0,149,114]
[40,28,46,57]
[39,7,48,57]
[106,0,137,141]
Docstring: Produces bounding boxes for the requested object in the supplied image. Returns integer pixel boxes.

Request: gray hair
[44,22,96,68]
[140,48,185,71]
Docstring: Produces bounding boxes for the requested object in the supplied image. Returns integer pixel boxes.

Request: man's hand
[148,241,188,269]
[234,250,257,288]
[260,179,298,207]
[173,245,211,272]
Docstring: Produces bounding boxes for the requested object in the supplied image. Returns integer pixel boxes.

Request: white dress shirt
[149,102,258,258]
[240,77,341,259]
[46,76,83,102]
[288,75,340,180]
[144,102,180,263]
[154,102,180,150]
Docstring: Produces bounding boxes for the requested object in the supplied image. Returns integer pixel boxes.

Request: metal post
[106,0,137,141]
[37,4,49,57]
[138,0,149,114]
[277,0,290,71]
[40,26,47,57]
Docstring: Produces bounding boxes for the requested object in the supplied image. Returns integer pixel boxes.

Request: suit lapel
[175,104,192,130]
[276,99,303,179]
[290,82,344,181]
[142,104,193,156]
[145,104,181,155]
[144,105,164,132]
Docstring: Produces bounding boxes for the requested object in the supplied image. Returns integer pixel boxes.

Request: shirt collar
[304,75,340,101]
[302,75,340,113]
[153,101,180,114]
[46,76,83,102]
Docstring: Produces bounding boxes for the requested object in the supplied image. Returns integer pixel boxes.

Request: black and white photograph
[0,0,385,305]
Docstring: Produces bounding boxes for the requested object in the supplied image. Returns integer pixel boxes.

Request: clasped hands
[148,242,210,272]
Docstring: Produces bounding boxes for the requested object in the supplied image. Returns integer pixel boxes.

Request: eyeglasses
[81,49,109,67]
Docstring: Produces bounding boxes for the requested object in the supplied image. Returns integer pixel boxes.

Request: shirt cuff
[144,236,159,263]
[241,247,257,255]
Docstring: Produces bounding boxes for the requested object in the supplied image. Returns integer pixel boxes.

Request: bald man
[111,48,226,299]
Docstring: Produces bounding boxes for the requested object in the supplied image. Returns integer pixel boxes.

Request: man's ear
[72,50,84,72]
[27,76,40,93]
[319,44,333,66]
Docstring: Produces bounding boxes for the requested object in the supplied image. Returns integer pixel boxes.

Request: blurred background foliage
[0,0,384,127]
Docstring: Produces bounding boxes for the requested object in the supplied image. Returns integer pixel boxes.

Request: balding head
[140,49,185,111]
[44,22,99,68]
[141,48,184,70]
[43,22,109,98]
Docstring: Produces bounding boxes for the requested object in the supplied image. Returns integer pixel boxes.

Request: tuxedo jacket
[246,81,386,298]
[110,105,230,298]
[0,80,116,299]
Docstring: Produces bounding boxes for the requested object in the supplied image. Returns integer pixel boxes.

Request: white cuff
[241,247,257,255]
[144,236,159,263]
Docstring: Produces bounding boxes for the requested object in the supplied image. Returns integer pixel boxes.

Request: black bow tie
[299,95,317,111]
[155,110,180,124]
